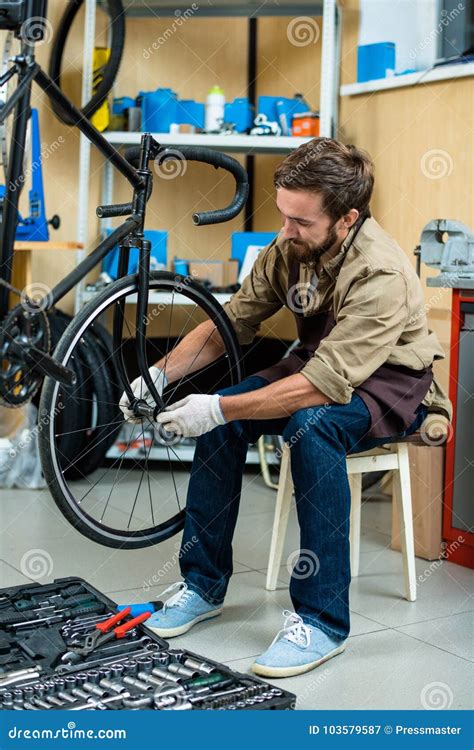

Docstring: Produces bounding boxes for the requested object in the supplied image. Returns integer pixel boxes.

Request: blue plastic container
[177,100,205,129]
[112,96,136,115]
[231,231,278,271]
[102,229,168,279]
[140,88,178,132]
[357,42,396,83]
[224,98,253,132]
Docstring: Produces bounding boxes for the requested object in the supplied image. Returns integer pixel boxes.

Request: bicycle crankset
[0,304,77,407]
[0,304,50,407]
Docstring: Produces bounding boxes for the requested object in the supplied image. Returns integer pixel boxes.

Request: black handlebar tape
[96,145,153,218]
[96,202,133,219]
[157,146,249,225]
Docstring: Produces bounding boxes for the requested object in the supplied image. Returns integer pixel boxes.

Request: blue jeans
[179,375,427,639]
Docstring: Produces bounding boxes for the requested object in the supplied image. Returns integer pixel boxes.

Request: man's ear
[342,208,360,229]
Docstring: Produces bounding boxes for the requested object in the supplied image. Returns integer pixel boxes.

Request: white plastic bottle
[205,85,225,133]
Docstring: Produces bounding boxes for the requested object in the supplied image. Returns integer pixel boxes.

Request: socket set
[0,577,295,711]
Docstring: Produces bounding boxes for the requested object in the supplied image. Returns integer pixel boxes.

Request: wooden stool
[265,434,433,602]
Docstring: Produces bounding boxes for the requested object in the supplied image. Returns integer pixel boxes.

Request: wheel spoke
[41,276,242,547]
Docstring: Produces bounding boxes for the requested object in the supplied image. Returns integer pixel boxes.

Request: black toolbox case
[0,576,295,711]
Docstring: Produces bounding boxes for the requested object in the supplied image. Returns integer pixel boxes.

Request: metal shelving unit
[75,0,341,310]
[74,0,340,466]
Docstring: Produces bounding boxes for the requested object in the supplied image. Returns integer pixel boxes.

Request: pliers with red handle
[67,607,151,658]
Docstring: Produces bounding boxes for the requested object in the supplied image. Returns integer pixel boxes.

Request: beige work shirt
[222,217,451,419]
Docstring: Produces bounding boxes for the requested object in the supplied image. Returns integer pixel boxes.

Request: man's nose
[282,219,298,240]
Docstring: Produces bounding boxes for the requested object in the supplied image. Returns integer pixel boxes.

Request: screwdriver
[14,593,95,612]
[6,602,106,629]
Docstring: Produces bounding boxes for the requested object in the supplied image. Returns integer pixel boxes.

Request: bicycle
[0,2,249,548]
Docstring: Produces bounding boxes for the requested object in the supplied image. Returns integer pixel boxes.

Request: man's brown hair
[274,137,374,222]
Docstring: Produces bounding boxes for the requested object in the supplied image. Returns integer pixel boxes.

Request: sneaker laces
[271,609,312,649]
[160,582,194,612]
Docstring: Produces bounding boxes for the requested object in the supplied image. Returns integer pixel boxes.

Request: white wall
[358,0,440,73]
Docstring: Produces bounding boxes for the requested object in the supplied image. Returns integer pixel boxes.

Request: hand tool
[122,694,154,709]
[123,675,152,692]
[61,613,114,638]
[0,666,42,687]
[117,600,162,617]
[137,671,165,689]
[54,641,158,674]
[168,663,199,679]
[61,609,151,663]
[61,612,114,631]
[14,593,95,612]
[179,655,215,675]
[98,678,128,695]
[70,692,131,711]
[0,584,85,609]
[7,602,106,629]
[135,656,153,673]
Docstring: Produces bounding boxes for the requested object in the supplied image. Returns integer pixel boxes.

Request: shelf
[99,1,325,17]
[80,289,233,306]
[104,132,312,155]
[340,60,474,97]
[106,442,277,465]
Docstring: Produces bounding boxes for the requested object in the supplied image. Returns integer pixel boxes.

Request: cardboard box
[189,259,238,288]
[391,443,445,560]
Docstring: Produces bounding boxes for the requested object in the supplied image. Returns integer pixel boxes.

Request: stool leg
[258,436,279,490]
[266,444,293,591]
[392,443,417,601]
[348,472,362,577]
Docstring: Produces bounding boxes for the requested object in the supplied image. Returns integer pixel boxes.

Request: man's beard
[290,223,339,267]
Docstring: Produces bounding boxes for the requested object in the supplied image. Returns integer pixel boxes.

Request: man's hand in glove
[119,366,167,421]
[155,394,226,438]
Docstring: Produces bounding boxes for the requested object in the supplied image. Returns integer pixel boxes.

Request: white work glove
[119,366,168,421]
[155,393,226,438]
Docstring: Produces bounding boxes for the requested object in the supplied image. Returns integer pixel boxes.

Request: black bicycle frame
[0,40,162,408]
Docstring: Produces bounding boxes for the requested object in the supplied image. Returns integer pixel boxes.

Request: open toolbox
[0,577,295,711]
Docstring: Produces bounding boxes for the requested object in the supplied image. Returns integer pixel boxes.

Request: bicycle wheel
[39,272,243,549]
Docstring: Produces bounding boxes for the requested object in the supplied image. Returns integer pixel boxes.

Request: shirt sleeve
[222,241,284,345]
[301,270,409,403]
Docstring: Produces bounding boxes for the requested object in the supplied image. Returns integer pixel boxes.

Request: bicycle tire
[48,0,125,125]
[72,323,123,477]
[38,272,243,549]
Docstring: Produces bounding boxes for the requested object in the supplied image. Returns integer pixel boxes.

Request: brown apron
[256,245,433,439]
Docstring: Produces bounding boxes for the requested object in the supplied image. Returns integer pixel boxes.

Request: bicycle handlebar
[96,143,249,225]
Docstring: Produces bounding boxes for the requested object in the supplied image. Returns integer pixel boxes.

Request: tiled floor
[0,473,472,710]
